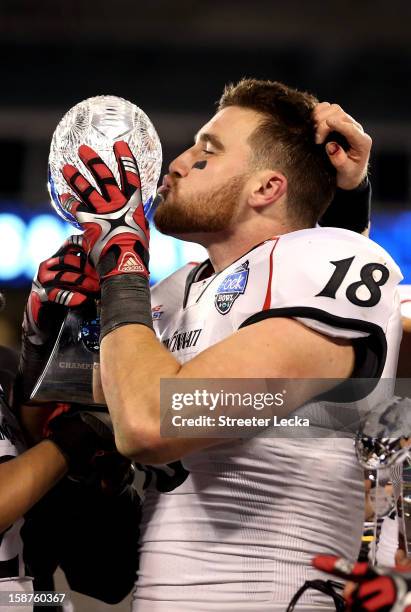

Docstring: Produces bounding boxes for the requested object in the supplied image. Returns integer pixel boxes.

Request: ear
[248,170,287,209]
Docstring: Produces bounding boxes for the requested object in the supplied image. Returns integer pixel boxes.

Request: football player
[38,79,402,610]
[7,244,139,610]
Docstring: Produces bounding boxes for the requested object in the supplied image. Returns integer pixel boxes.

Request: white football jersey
[0,392,32,599]
[133,227,403,611]
[399,284,411,320]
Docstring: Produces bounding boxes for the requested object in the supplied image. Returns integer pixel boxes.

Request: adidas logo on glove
[119,252,146,274]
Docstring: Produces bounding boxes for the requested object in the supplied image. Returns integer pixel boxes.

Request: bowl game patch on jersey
[152,304,164,321]
[214,260,249,315]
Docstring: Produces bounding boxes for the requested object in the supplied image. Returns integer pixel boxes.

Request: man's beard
[153,174,246,236]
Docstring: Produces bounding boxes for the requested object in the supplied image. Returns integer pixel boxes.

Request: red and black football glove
[61,141,149,280]
[60,141,153,340]
[15,236,99,405]
[313,555,411,611]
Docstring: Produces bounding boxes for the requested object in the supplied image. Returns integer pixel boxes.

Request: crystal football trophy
[30,96,162,406]
[355,395,411,560]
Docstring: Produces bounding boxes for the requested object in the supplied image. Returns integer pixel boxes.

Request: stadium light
[0,209,207,285]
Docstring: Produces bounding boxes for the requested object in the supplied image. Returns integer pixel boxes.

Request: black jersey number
[316,256,389,307]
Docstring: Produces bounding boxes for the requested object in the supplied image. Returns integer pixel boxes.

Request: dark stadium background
[0,2,410,610]
[0,0,410,349]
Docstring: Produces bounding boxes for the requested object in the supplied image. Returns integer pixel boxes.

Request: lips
[157,185,168,194]
[156,175,173,198]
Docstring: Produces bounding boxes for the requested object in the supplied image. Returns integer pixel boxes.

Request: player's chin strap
[286,579,345,612]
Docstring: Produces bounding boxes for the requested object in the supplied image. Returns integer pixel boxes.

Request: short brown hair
[218,78,336,227]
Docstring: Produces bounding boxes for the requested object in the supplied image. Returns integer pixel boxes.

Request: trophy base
[30,306,105,407]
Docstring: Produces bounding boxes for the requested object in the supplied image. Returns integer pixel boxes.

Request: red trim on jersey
[262,238,280,310]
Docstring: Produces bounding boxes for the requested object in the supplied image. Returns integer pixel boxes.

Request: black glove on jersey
[46,407,134,493]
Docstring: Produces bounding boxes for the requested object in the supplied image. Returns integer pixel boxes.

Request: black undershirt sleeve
[319,178,371,234]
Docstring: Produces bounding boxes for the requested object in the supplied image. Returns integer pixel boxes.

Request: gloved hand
[60,142,153,340]
[313,555,411,611]
[46,406,135,494]
[61,141,150,280]
[91,450,136,496]
[15,236,99,404]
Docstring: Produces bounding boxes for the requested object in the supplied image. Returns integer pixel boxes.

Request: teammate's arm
[0,441,67,533]
[314,102,372,236]
[313,101,372,190]
[0,403,133,534]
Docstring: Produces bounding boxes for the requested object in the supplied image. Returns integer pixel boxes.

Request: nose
[168,148,193,178]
